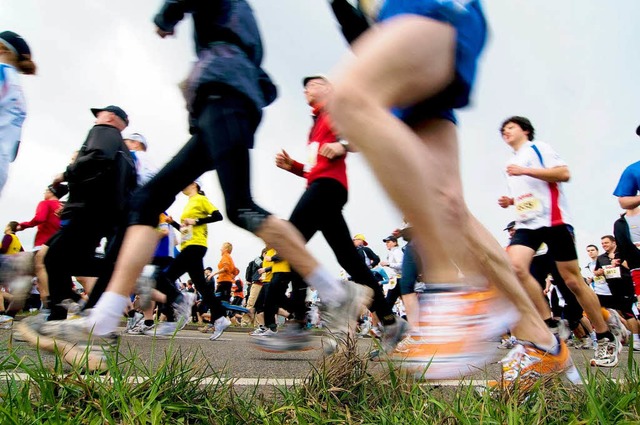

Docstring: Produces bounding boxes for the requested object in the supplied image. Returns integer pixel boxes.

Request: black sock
[596,331,615,341]
[144,319,154,327]
[544,318,559,328]
[381,314,397,327]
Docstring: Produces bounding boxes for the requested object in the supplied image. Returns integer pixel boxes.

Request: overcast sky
[1,1,639,276]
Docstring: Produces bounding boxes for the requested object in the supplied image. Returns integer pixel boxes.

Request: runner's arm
[329,0,371,44]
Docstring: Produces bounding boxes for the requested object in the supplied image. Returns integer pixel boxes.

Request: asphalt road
[2,325,638,385]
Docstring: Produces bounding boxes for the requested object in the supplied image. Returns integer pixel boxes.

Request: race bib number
[514,193,543,222]
[304,142,319,173]
[388,276,397,289]
[180,225,193,243]
[603,265,621,279]
[593,275,606,285]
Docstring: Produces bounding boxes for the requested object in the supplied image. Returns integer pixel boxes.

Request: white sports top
[0,63,26,161]
[506,141,572,230]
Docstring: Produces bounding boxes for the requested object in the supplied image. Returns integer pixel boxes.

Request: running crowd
[1,0,639,391]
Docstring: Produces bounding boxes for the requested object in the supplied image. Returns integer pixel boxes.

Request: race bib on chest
[603,265,621,279]
[593,275,606,285]
[514,193,543,222]
[304,142,319,173]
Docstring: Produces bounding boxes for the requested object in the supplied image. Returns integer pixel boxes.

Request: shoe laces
[499,343,541,380]
[595,338,613,359]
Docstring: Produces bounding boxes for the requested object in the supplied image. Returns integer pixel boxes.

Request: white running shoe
[253,324,312,353]
[17,315,117,371]
[144,322,179,337]
[590,336,622,368]
[125,312,144,333]
[250,326,268,336]
[0,314,14,329]
[127,322,154,335]
[173,292,196,330]
[209,316,231,341]
[321,281,373,353]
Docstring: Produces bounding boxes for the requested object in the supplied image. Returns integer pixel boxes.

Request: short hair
[205,267,213,272]
[586,244,599,251]
[601,235,616,243]
[501,116,535,141]
[223,242,233,253]
[6,221,19,232]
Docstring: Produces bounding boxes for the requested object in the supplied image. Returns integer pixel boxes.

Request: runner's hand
[275,149,293,170]
[319,142,346,159]
[156,27,174,38]
[498,196,513,208]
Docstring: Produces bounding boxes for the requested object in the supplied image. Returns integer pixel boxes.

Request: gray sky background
[1,1,639,276]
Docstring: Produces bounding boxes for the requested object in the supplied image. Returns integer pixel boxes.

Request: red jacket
[289,106,348,190]
[20,199,63,247]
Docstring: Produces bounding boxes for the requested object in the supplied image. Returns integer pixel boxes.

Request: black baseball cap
[47,183,68,199]
[383,235,398,243]
[302,74,329,87]
[91,105,129,125]
[503,221,516,231]
[0,31,31,60]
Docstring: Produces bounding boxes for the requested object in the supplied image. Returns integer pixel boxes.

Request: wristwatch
[339,139,349,149]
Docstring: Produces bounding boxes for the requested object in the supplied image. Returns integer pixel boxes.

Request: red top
[19,199,63,247]
[289,106,348,190]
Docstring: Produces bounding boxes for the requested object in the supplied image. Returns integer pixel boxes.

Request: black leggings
[530,253,584,330]
[127,92,270,232]
[45,214,115,321]
[264,272,293,329]
[155,245,224,320]
[123,92,273,319]
[288,178,395,323]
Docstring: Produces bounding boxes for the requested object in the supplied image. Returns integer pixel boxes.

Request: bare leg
[401,293,419,331]
[329,15,551,345]
[101,225,157,297]
[507,245,554,320]
[556,261,608,333]
[34,247,49,301]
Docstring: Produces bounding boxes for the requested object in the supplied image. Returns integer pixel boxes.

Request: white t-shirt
[583,259,612,296]
[506,141,572,230]
[385,246,404,277]
[129,150,157,187]
[0,63,27,160]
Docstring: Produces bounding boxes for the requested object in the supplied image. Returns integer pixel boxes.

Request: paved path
[2,326,638,386]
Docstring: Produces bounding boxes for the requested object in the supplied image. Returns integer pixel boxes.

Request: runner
[499,116,621,367]
[0,31,36,196]
[326,0,576,385]
[255,74,407,353]
[0,31,36,300]
[18,0,370,370]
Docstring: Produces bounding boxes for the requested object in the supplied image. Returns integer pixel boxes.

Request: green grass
[0,335,639,424]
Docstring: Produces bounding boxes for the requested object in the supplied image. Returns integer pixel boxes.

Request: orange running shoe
[391,285,518,379]
[488,337,579,392]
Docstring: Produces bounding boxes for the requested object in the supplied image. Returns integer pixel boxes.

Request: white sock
[634,333,639,341]
[87,292,131,335]
[306,266,346,306]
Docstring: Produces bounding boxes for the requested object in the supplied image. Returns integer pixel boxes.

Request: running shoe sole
[16,320,112,371]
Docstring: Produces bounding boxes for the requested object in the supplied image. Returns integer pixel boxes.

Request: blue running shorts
[378,0,487,124]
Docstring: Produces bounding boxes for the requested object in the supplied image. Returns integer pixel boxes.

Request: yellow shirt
[262,248,276,283]
[271,251,291,273]
[0,234,22,254]
[180,194,218,250]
